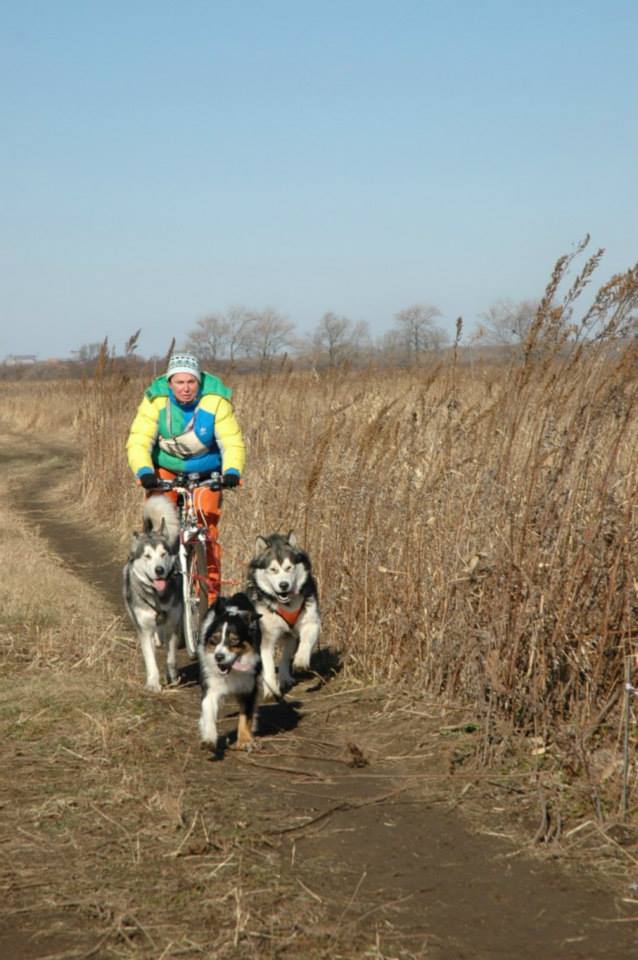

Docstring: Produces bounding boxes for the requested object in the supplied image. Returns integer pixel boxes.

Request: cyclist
[126,352,245,606]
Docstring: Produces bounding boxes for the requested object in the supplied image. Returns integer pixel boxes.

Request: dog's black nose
[278,581,290,592]
[215,652,225,663]
[155,566,166,576]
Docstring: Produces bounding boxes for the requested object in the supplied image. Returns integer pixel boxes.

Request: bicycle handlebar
[155,472,236,493]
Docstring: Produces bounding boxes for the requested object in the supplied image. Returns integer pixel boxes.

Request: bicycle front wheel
[182,542,209,659]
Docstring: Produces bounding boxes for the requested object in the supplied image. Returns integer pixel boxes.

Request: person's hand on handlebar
[139,473,160,490]
[138,473,240,492]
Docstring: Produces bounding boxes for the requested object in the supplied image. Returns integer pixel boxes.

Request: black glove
[139,473,159,490]
[223,473,240,488]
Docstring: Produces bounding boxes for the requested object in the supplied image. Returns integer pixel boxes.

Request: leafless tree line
[179,297,548,370]
[180,302,459,369]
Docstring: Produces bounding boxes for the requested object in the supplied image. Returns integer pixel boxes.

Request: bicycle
[156,471,236,659]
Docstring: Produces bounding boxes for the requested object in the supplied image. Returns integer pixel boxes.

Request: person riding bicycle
[126,352,245,607]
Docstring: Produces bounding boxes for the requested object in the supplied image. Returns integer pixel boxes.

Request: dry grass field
[72,247,638,779]
[3,250,638,957]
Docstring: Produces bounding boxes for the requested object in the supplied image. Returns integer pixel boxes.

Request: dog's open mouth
[152,578,168,593]
[216,656,237,675]
[217,663,231,674]
[276,591,290,604]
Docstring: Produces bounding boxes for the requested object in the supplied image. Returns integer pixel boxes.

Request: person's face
[170,374,199,403]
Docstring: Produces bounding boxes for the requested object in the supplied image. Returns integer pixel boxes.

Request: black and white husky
[198,593,262,753]
[122,497,182,693]
[246,532,320,700]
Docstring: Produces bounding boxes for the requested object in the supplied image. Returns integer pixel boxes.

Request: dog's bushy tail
[143,496,179,549]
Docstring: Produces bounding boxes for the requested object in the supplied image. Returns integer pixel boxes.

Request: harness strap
[193,572,242,588]
[159,399,209,458]
[275,602,304,627]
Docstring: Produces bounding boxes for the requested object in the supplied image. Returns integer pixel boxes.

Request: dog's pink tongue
[153,578,167,593]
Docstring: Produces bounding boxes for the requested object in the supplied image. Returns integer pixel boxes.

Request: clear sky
[1,0,636,359]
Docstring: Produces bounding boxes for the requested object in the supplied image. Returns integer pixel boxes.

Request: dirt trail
[3,442,638,959]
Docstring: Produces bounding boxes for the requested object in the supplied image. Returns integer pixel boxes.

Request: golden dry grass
[72,347,638,753]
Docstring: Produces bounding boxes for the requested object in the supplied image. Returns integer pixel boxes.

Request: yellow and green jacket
[126,373,246,480]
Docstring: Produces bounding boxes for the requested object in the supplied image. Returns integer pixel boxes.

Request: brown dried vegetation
[72,247,638,753]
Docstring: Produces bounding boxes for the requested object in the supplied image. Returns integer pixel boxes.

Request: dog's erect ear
[287,531,298,548]
[143,515,153,534]
[227,593,260,623]
[229,606,251,623]
[158,517,167,537]
[235,593,259,621]
[239,607,262,624]
[128,530,141,558]
[255,535,269,554]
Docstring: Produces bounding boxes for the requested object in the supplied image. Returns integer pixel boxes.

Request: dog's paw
[145,680,162,694]
[200,738,218,753]
[277,668,295,691]
[260,682,282,702]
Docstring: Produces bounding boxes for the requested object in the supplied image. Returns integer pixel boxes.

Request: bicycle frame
[176,487,208,559]
[159,472,222,543]
[156,472,226,658]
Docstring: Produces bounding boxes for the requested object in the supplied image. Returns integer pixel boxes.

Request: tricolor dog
[122,497,181,692]
[198,593,262,753]
[246,532,320,700]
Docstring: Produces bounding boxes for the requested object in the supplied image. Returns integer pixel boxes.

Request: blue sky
[1,0,636,359]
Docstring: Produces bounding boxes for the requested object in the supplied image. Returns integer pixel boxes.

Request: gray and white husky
[123,496,182,693]
[246,532,320,700]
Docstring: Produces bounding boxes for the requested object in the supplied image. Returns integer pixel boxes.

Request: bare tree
[226,306,257,362]
[183,314,231,364]
[392,303,445,360]
[310,312,369,367]
[245,308,295,367]
[479,298,539,346]
[182,306,264,365]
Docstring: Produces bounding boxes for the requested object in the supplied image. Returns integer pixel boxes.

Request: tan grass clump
[0,507,131,678]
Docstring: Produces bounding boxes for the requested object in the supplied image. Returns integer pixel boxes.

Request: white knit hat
[166,353,201,382]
